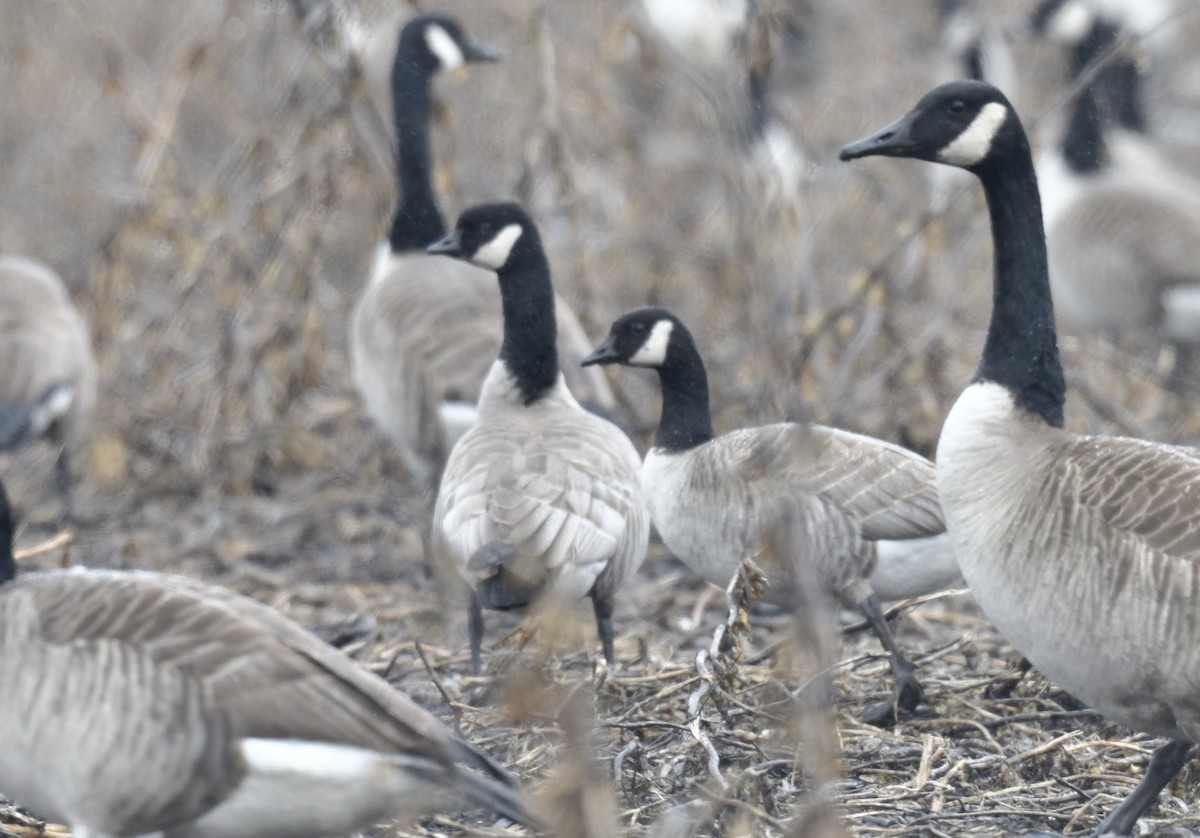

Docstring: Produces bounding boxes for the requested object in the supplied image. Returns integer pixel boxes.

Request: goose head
[427,203,537,272]
[839,80,1024,172]
[1030,0,1097,44]
[398,13,500,77]
[583,307,683,369]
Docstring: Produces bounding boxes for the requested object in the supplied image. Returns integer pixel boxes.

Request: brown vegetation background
[2,0,1199,835]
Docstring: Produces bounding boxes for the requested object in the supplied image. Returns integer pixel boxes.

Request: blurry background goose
[0,256,95,529]
[350,13,617,488]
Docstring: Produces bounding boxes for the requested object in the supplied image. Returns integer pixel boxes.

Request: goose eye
[949,101,967,115]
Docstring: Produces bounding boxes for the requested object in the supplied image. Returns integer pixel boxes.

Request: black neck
[0,484,14,585]
[747,67,769,141]
[1112,59,1147,132]
[1070,19,1119,78]
[496,232,560,405]
[973,139,1066,427]
[652,329,715,452]
[387,51,446,253]
[1061,86,1108,175]
[963,37,985,82]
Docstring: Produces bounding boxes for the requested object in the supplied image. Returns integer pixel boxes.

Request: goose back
[1045,179,1200,338]
[434,363,646,608]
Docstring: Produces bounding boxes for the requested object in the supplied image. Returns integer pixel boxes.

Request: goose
[1033,75,1200,374]
[1032,0,1200,186]
[350,14,616,484]
[841,79,1200,836]
[426,203,648,669]
[582,307,958,724]
[0,255,95,526]
[636,0,806,210]
[0,480,533,837]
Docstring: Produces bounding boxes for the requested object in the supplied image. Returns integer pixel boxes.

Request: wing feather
[434,392,646,603]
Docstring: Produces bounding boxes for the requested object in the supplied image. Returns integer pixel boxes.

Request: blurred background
[3,0,1200,835]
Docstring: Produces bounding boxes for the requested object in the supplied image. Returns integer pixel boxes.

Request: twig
[13,531,74,565]
[414,640,462,733]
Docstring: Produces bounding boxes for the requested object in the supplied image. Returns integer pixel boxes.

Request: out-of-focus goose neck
[975,128,1066,428]
[1061,86,1109,176]
[0,483,12,585]
[387,31,445,253]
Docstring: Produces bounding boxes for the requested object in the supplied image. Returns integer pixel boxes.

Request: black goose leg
[468,593,484,674]
[1092,740,1192,836]
[1023,740,1192,837]
[858,593,923,727]
[591,590,615,664]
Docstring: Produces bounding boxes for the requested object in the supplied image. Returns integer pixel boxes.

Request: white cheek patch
[425,25,465,72]
[470,223,523,270]
[1047,0,1093,43]
[937,102,1008,167]
[628,319,674,366]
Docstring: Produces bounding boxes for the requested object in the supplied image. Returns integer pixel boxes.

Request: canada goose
[426,203,648,669]
[582,307,960,724]
[930,1,1021,217]
[636,0,805,209]
[0,481,533,837]
[938,0,1020,100]
[0,255,94,526]
[350,15,616,484]
[841,79,1200,836]
[1033,76,1200,371]
[1032,0,1200,185]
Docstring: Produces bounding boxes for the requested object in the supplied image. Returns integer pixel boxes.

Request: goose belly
[169,739,438,838]
[938,384,1200,740]
[641,452,748,590]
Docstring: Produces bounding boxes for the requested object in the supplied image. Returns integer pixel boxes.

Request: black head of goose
[584,306,961,726]
[842,80,1200,836]
[426,203,648,670]
[0,479,536,837]
[0,255,95,529]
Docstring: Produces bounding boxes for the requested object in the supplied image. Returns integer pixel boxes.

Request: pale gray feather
[1044,165,1200,342]
[0,568,529,836]
[433,364,647,608]
[940,390,1200,743]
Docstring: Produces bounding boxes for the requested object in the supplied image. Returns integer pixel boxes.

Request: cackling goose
[583,307,962,725]
[427,203,649,669]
